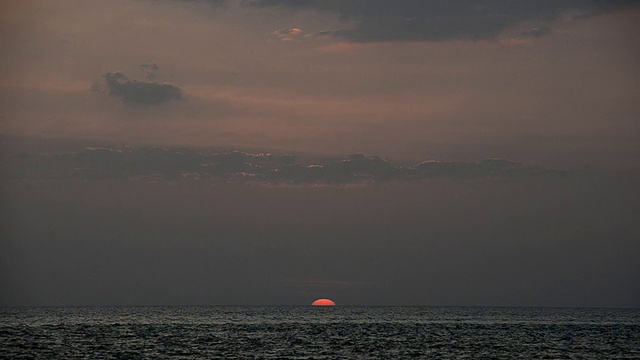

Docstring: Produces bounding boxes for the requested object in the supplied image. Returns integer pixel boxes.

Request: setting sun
[311,298,336,306]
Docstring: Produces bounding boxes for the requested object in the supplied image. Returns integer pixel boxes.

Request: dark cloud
[98,72,183,105]
[5,146,571,184]
[249,0,640,41]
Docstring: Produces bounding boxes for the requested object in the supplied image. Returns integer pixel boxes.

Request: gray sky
[1,0,639,307]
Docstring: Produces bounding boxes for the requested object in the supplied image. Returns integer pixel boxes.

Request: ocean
[1,306,638,359]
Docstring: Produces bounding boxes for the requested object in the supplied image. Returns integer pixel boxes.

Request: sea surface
[1,306,639,359]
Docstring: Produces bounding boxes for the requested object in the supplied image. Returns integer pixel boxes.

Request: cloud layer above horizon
[3,144,572,184]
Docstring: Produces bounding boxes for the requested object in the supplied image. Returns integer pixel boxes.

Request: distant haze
[2,171,639,307]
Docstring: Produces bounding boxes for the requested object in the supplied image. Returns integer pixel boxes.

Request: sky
[1,0,639,307]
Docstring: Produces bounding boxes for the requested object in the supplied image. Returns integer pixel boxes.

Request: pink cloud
[273,27,303,41]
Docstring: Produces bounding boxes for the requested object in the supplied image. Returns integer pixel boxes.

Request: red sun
[311,298,336,306]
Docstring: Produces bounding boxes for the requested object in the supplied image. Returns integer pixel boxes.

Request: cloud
[98,72,183,105]
[249,0,640,42]
[273,27,303,41]
[521,26,551,38]
[273,28,303,37]
[310,30,336,38]
[414,158,547,178]
[5,145,570,183]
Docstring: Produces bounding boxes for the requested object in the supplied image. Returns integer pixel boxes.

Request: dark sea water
[1,306,639,359]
